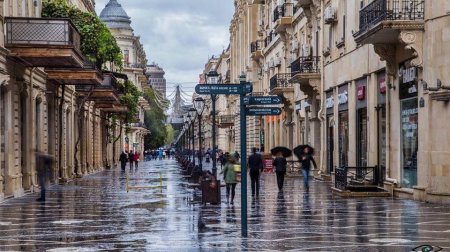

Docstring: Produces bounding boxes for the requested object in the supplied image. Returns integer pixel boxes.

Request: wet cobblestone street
[0,159,449,251]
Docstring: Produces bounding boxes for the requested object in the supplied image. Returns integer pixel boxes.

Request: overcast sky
[95,0,234,99]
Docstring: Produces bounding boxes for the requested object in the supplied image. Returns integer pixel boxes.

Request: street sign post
[195,83,252,95]
[243,96,282,105]
[245,107,282,116]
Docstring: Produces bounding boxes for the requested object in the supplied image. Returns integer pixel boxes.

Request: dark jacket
[301,154,317,170]
[120,152,128,163]
[273,157,287,172]
[248,153,263,173]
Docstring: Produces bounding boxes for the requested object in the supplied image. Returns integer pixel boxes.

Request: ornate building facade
[222,0,450,203]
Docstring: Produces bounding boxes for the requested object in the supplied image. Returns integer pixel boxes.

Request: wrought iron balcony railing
[265,31,277,47]
[357,0,424,35]
[273,3,295,22]
[290,56,321,75]
[270,73,293,91]
[5,17,80,50]
[250,40,265,53]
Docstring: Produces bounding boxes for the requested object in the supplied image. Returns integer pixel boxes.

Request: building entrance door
[401,98,418,188]
[326,116,334,173]
[357,108,368,167]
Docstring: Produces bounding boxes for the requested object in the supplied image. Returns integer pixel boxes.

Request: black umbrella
[270,146,292,158]
[293,145,315,159]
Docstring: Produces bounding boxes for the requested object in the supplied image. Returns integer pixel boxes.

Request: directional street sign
[245,107,282,116]
[243,96,282,105]
[195,83,253,95]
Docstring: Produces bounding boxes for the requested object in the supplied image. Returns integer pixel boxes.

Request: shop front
[337,85,349,167]
[399,64,418,188]
[325,90,334,173]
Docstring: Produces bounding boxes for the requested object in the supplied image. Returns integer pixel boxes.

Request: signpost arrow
[245,107,282,116]
[243,96,282,105]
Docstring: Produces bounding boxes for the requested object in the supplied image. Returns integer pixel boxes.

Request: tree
[143,89,167,149]
[165,124,175,146]
[42,0,123,70]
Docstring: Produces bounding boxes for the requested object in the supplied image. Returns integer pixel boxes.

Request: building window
[124,50,130,66]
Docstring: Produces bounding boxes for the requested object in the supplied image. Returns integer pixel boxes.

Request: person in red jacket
[134,151,140,169]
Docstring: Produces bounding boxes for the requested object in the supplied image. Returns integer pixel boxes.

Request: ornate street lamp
[206,70,219,177]
[188,108,197,166]
[194,97,205,171]
[183,116,190,160]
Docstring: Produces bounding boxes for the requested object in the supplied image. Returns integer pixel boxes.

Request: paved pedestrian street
[0,159,449,251]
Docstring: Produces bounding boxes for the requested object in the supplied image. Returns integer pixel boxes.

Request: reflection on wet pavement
[0,159,449,251]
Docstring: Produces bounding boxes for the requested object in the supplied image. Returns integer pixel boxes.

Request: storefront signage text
[402,67,416,84]
[357,86,366,100]
[338,90,348,105]
[326,97,334,109]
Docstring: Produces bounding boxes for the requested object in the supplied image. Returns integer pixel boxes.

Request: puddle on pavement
[121,200,168,211]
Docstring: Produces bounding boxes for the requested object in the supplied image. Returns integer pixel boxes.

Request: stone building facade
[146,64,166,98]
[99,0,150,158]
[220,0,450,203]
[0,0,150,202]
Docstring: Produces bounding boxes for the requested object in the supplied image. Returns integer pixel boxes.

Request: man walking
[128,150,134,169]
[119,151,128,171]
[248,148,263,198]
[301,147,317,191]
[36,152,53,201]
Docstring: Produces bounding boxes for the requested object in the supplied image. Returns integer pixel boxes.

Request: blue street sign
[245,107,282,116]
[195,83,253,95]
[243,83,253,94]
[243,96,282,105]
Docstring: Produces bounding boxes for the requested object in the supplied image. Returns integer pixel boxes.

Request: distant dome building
[146,64,167,98]
[99,0,132,31]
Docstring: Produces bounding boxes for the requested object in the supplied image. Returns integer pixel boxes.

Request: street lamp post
[206,70,219,177]
[189,108,196,166]
[184,116,189,161]
[194,97,205,171]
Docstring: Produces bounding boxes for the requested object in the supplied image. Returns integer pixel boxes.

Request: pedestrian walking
[221,156,239,204]
[248,148,264,198]
[36,152,53,202]
[273,152,287,191]
[300,147,317,191]
[119,151,128,171]
[134,151,140,169]
[128,150,134,169]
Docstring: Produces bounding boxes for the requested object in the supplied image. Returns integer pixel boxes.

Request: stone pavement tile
[0,159,449,251]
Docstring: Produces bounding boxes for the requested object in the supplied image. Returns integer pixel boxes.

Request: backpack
[233,164,241,182]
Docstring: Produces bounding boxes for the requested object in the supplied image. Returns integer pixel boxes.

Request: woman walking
[301,147,317,191]
[273,152,287,191]
[222,156,239,204]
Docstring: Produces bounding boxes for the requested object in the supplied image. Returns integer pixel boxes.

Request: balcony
[269,73,294,98]
[354,0,425,44]
[218,115,234,128]
[289,56,321,95]
[5,17,84,68]
[46,62,103,86]
[250,40,264,60]
[273,3,295,34]
[76,73,120,105]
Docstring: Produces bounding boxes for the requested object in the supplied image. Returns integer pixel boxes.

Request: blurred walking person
[301,147,317,191]
[128,150,134,169]
[134,151,140,169]
[273,152,287,191]
[221,156,239,204]
[248,148,263,198]
[36,152,53,202]
[119,151,128,171]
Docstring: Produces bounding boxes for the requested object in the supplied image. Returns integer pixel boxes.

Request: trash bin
[201,179,221,205]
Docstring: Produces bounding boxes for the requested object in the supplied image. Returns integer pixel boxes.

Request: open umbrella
[270,146,292,158]
[293,145,315,159]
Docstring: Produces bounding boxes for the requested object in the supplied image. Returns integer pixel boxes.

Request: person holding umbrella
[271,146,292,191]
[294,145,317,191]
